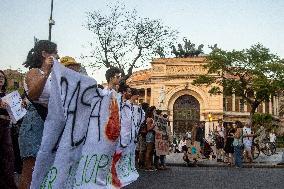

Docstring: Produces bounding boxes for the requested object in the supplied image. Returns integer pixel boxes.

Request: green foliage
[193,43,284,115]
[252,113,273,128]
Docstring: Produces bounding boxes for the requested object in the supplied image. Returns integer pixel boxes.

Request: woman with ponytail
[18,40,58,189]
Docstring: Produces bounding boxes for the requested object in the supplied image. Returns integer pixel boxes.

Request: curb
[166,162,284,169]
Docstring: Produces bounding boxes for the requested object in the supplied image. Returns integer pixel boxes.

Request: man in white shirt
[243,122,254,163]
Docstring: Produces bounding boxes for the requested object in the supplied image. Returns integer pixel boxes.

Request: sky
[1,0,284,83]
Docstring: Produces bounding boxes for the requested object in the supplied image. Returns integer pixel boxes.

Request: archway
[173,95,200,136]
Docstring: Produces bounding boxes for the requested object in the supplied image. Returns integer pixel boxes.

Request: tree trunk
[249,102,259,126]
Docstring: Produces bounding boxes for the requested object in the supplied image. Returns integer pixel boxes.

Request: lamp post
[48,0,55,41]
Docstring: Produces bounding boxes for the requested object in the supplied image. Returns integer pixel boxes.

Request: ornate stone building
[127,57,282,138]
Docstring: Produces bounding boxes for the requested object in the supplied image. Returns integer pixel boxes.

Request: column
[244,103,248,112]
[144,88,147,103]
[269,96,272,114]
[276,96,279,116]
[232,93,236,112]
[262,101,266,113]
[273,96,277,115]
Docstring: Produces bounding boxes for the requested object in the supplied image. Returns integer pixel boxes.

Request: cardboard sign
[154,114,169,156]
[1,90,26,123]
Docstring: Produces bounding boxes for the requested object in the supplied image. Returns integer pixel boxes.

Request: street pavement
[124,166,284,189]
[123,149,284,189]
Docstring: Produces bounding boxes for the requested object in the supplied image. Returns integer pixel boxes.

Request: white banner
[31,62,137,189]
[1,90,26,123]
[115,103,145,187]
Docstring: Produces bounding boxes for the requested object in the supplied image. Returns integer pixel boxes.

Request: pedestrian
[19,40,58,189]
[215,120,225,162]
[145,106,156,171]
[137,103,149,169]
[233,121,243,168]
[0,70,18,189]
[243,121,254,164]
[196,121,205,157]
[224,123,235,166]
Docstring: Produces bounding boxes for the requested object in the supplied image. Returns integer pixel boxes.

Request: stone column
[269,96,272,114]
[276,96,279,116]
[262,101,266,113]
[232,93,236,112]
[273,96,277,115]
[144,88,147,103]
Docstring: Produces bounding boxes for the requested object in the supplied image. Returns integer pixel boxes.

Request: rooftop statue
[171,38,204,58]
[155,46,165,58]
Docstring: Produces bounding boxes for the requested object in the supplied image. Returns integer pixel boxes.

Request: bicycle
[252,140,275,160]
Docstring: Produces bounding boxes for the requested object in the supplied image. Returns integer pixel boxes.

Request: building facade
[127,57,281,138]
[3,69,25,94]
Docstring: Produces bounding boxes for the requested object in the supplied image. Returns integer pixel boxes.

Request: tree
[192,44,284,121]
[83,2,177,80]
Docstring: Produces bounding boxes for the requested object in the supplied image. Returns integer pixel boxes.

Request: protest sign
[31,61,136,189]
[154,114,169,156]
[1,90,26,123]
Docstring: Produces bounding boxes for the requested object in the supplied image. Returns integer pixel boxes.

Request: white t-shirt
[243,127,253,144]
[269,133,276,143]
[217,126,225,138]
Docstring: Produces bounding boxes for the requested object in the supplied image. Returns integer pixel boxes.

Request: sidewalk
[166,149,284,168]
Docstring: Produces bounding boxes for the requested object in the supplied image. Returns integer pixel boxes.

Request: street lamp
[48,0,55,41]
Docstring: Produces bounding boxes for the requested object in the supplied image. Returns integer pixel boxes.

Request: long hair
[23,40,57,69]
[0,70,7,93]
[146,106,156,118]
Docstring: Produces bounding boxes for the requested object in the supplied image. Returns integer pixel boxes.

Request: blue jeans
[234,145,243,168]
[281,149,284,163]
[160,155,166,166]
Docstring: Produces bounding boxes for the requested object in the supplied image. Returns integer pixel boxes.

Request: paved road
[124,166,284,189]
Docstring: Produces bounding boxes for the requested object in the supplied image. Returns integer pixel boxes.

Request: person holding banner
[104,67,123,109]
[105,67,122,92]
[19,40,58,189]
[0,70,18,189]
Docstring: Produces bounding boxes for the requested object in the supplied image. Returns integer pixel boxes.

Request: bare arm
[25,57,53,101]
[146,117,155,131]
[234,128,241,139]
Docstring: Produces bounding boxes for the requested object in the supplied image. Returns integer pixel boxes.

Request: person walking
[233,121,243,168]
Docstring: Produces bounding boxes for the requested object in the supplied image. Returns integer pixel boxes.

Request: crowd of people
[1,40,284,188]
[172,119,281,168]
[0,40,171,188]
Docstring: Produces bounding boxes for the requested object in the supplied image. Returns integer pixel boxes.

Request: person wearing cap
[60,56,81,72]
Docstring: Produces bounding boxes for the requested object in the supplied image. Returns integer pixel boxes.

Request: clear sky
[1,0,283,83]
